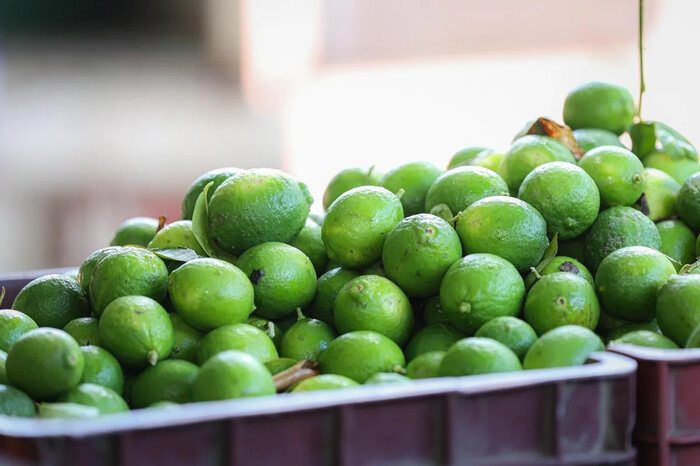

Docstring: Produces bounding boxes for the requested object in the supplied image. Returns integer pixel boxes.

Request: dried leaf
[191,182,238,265]
[272,360,321,392]
[524,233,559,289]
[523,117,585,159]
[150,247,205,263]
[156,215,167,234]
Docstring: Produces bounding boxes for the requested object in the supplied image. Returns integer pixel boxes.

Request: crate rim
[608,343,700,363]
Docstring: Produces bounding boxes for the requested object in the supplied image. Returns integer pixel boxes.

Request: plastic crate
[608,344,700,466]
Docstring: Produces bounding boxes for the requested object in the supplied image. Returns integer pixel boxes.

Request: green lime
[422,296,449,325]
[429,204,456,226]
[609,330,678,349]
[169,313,205,362]
[323,167,382,210]
[469,151,504,174]
[98,296,174,369]
[439,337,521,376]
[686,323,700,348]
[89,246,168,316]
[595,246,675,322]
[584,206,661,270]
[456,196,549,271]
[447,146,492,169]
[334,275,414,345]
[572,128,624,153]
[58,383,128,414]
[6,328,84,401]
[0,309,37,352]
[0,350,6,384]
[264,358,297,374]
[280,314,335,362]
[168,257,255,330]
[524,273,600,335]
[382,214,462,297]
[12,274,90,329]
[500,135,576,194]
[290,374,359,392]
[642,151,700,185]
[0,385,36,417]
[181,167,240,220]
[656,275,700,346]
[110,217,159,247]
[657,220,696,271]
[641,168,681,221]
[557,238,587,264]
[404,323,463,362]
[474,317,537,361]
[246,317,283,351]
[578,146,644,206]
[208,169,313,255]
[237,242,317,319]
[364,373,411,385]
[147,220,206,256]
[540,256,594,286]
[424,166,509,215]
[381,161,443,216]
[440,254,525,334]
[322,186,404,269]
[288,218,328,275]
[523,325,604,369]
[677,172,700,231]
[518,162,600,240]
[197,323,278,365]
[563,82,635,135]
[38,402,100,419]
[63,317,100,346]
[606,321,660,341]
[319,331,405,383]
[80,345,123,394]
[77,247,119,294]
[192,350,275,402]
[406,351,445,379]
[130,360,199,408]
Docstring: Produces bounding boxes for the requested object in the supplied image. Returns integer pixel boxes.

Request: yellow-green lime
[406,351,445,379]
[192,350,275,402]
[77,246,119,294]
[424,166,510,215]
[38,402,99,419]
[63,317,100,346]
[523,325,604,369]
[80,345,124,394]
[291,374,359,392]
[676,172,700,231]
[572,128,624,153]
[640,168,681,221]
[0,385,36,417]
[246,317,283,351]
[609,330,678,349]
[288,218,328,275]
[323,167,381,211]
[181,167,240,220]
[657,220,696,271]
[280,315,336,362]
[438,337,522,377]
[169,313,205,362]
[110,217,159,247]
[579,146,644,206]
[147,220,206,256]
[130,360,199,408]
[500,135,576,194]
[364,373,411,385]
[447,146,492,169]
[58,383,128,414]
[540,256,594,286]
[563,81,635,135]
[656,275,700,346]
[474,316,537,361]
[404,323,463,362]
[642,151,700,185]
[0,309,37,352]
[381,161,443,216]
[12,274,90,329]
[197,323,278,365]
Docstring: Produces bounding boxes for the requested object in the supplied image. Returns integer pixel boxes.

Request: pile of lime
[1,81,699,419]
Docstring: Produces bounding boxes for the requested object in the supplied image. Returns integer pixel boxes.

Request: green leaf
[629,122,657,159]
[630,121,697,160]
[191,182,239,265]
[524,233,559,290]
[150,248,205,263]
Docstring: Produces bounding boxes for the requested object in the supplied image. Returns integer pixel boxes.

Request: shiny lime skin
[642,151,700,185]
[572,128,624,153]
[610,330,678,349]
[579,146,645,206]
[80,345,124,394]
[322,186,404,269]
[110,217,158,247]
[280,318,336,362]
[677,172,700,231]
[291,374,359,392]
[563,81,635,135]
[642,168,681,221]
[424,166,510,215]
[523,325,604,369]
[0,310,37,352]
[323,167,382,211]
[439,254,525,335]
[657,220,696,271]
[12,274,90,329]
[58,383,128,414]
[63,317,100,346]
[148,220,207,256]
[130,360,199,408]
[77,247,119,294]
[438,337,522,377]
[656,275,700,346]
[306,268,360,327]
[475,317,537,361]
[181,167,240,220]
[406,351,445,379]
[382,214,462,297]
[192,350,275,402]
[456,196,549,271]
[540,256,594,286]
[404,323,463,362]
[381,161,444,216]
[500,135,576,194]
[288,218,329,275]
[447,146,492,169]
[197,323,278,365]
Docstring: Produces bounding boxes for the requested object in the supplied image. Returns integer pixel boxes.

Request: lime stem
[395,188,406,200]
[637,0,646,121]
[267,321,276,339]
[296,307,305,320]
[147,350,159,366]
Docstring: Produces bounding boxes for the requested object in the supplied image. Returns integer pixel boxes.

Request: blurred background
[0,0,697,272]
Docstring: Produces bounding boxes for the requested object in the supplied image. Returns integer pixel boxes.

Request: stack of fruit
[0,81,698,419]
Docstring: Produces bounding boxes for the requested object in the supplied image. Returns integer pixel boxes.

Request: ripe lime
[657,220,695,271]
[438,337,522,376]
[500,135,576,194]
[319,331,405,383]
[381,161,443,216]
[676,172,700,230]
[181,167,239,220]
[192,350,275,402]
[288,218,328,275]
[197,323,278,365]
[572,128,624,153]
[406,351,445,379]
[80,345,124,394]
[641,168,681,221]
[0,385,36,417]
[130,360,199,408]
[609,330,678,349]
[110,217,159,247]
[147,220,206,256]
[291,374,359,392]
[58,383,128,415]
[12,274,90,328]
[169,313,205,362]
[63,317,100,346]
[307,267,360,327]
[323,167,381,210]
[523,325,604,369]
[656,275,700,346]
[424,166,509,215]
[579,146,644,206]
[280,315,335,362]
[0,309,37,352]
[539,256,594,286]
[474,316,537,361]
[563,82,635,135]
[404,323,463,362]
[447,146,492,169]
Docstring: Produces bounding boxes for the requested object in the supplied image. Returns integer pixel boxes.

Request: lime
[0,385,36,417]
[246,317,283,351]
[404,323,463,362]
[424,166,510,215]
[523,325,604,369]
[148,401,179,409]
[524,273,600,335]
[557,238,587,264]
[686,323,700,348]
[130,360,199,408]
[181,167,240,220]
[474,317,537,361]
[319,331,405,383]
[641,168,681,221]
[0,350,5,384]
[0,309,37,352]
[563,81,635,135]
[606,321,660,341]
[63,317,100,346]
[6,328,84,401]
[168,257,255,330]
[469,151,504,174]
[677,172,700,230]
[334,275,414,345]
[110,217,159,247]
[192,350,275,402]
[147,220,207,256]
[429,204,456,226]
[657,220,695,271]
[12,274,90,329]
[89,246,168,316]
[264,358,297,375]
[98,296,174,369]
[322,186,404,269]
[382,214,462,297]
[280,314,335,362]
[208,169,313,255]
[595,246,675,322]
[422,297,449,326]
[290,374,359,392]
[540,256,594,286]
[440,254,525,334]
[406,351,445,379]
[77,246,119,294]
[288,218,328,275]
[578,146,644,206]
[584,206,661,271]
[447,146,492,169]
[169,313,205,362]
[80,345,124,394]
[381,161,443,216]
[609,330,678,349]
[59,383,128,414]
[38,402,99,419]
[197,323,278,365]
[642,151,700,185]
[656,275,700,346]
[237,242,317,319]
[364,373,411,385]
[323,167,382,210]
[456,196,549,271]
[438,337,522,376]
[572,128,624,153]
[500,135,576,194]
